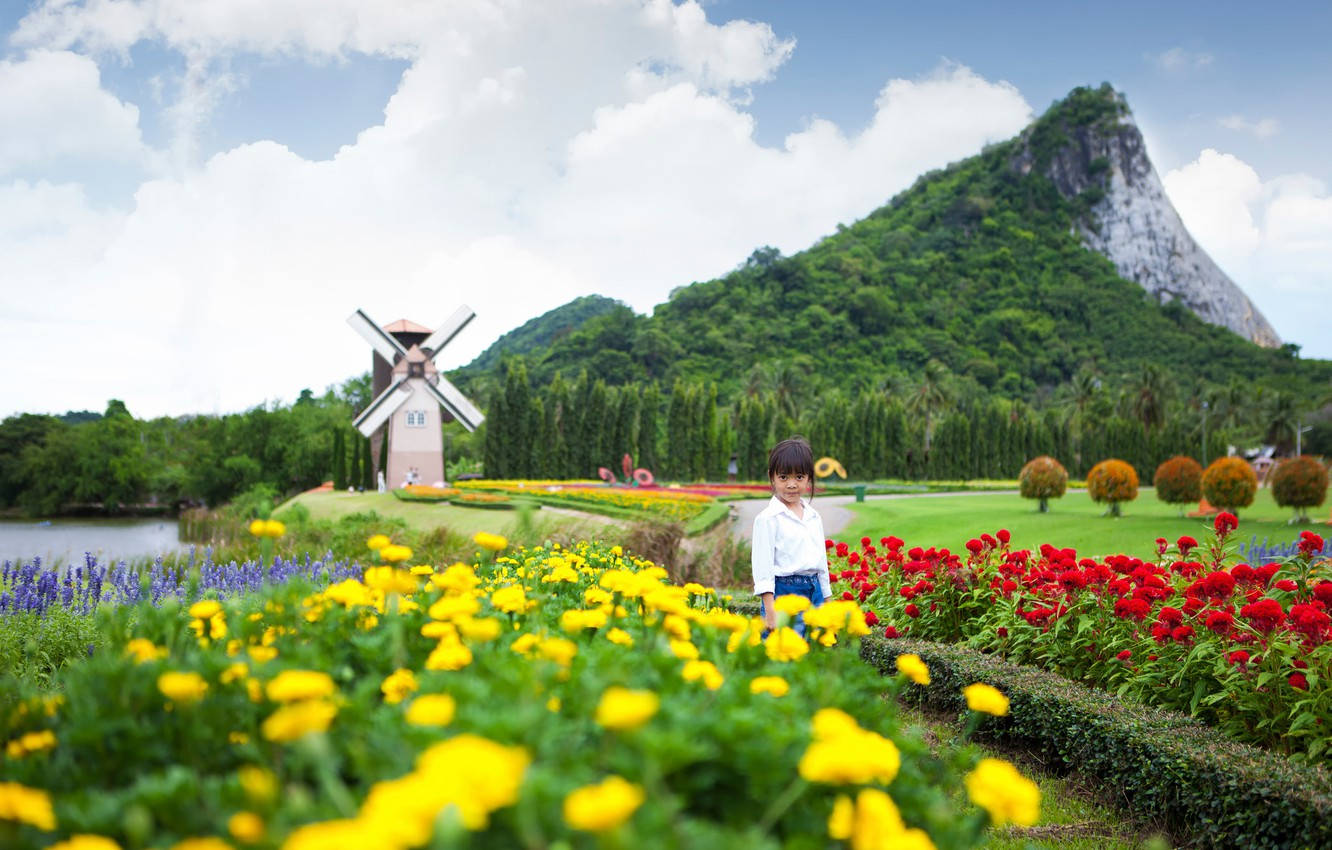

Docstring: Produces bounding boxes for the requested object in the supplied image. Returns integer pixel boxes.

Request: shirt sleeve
[751,514,776,597]
[813,513,832,600]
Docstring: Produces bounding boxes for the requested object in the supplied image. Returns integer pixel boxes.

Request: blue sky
[1,0,1329,417]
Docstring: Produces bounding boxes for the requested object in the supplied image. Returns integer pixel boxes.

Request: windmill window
[405,410,427,427]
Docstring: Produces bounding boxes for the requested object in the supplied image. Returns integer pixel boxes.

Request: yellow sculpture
[814,457,847,479]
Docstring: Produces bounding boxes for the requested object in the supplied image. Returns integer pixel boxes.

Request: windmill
[347,306,485,489]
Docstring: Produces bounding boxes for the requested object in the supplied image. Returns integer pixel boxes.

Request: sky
[1,0,1330,419]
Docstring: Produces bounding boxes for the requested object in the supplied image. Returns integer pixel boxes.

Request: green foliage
[452,294,623,380]
[0,606,105,690]
[1270,456,1329,513]
[1153,456,1203,506]
[1018,456,1068,509]
[863,637,1332,850]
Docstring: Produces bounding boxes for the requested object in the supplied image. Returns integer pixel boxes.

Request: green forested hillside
[457,294,622,380]
[467,86,1329,404]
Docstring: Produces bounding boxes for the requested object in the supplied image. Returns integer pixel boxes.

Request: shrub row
[862,635,1332,850]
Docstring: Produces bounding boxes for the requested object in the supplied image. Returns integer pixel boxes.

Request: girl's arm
[813,512,832,602]
[752,514,777,599]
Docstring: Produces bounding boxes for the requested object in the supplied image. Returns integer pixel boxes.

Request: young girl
[751,437,831,637]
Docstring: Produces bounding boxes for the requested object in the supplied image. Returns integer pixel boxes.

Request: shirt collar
[765,494,817,521]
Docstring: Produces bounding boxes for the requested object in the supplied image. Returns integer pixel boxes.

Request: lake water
[0,518,186,566]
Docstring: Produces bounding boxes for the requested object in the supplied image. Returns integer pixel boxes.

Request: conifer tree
[332,428,346,490]
[638,382,661,475]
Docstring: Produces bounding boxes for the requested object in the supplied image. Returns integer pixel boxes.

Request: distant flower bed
[0,539,1035,849]
[449,492,515,510]
[458,480,713,522]
[392,485,462,503]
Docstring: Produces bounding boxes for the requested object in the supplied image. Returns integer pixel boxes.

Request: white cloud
[0,49,148,175]
[0,1,1040,419]
[1164,149,1332,357]
[1219,114,1279,138]
[1151,47,1214,71]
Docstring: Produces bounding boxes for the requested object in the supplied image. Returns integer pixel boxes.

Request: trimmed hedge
[683,501,732,536]
[861,636,1332,849]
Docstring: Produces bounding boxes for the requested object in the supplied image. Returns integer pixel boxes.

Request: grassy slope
[839,488,1327,559]
[281,490,621,540]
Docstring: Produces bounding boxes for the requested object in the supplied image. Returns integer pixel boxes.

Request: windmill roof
[382,318,432,334]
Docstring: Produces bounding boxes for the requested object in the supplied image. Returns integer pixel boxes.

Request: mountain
[458,85,1328,403]
[1016,90,1280,346]
[456,294,623,379]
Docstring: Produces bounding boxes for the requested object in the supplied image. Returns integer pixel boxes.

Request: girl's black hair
[768,436,815,488]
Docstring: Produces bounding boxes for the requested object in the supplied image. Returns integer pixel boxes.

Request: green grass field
[281,490,620,539]
[840,487,1328,559]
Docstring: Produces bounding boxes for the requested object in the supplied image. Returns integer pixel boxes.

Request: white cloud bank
[1,0,1036,418]
[1164,149,1332,356]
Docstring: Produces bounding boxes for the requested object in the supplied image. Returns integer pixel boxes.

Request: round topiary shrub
[1088,459,1139,517]
[1270,455,1330,523]
[1019,456,1068,513]
[1153,455,1203,515]
[1202,456,1258,514]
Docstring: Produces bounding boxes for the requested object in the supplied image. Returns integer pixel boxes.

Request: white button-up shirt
[751,495,832,599]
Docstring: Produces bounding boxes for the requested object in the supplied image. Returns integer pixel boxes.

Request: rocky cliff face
[1012,92,1280,348]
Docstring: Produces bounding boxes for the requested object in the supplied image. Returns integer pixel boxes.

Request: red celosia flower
[1299,531,1325,557]
[1289,672,1309,690]
[1157,606,1184,627]
[1227,650,1250,667]
[1001,579,1017,594]
[1231,563,1256,584]
[886,536,904,551]
[997,529,1011,545]
[1171,625,1195,644]
[1155,537,1168,556]
[1274,579,1297,593]
[841,591,854,601]
[1240,598,1286,633]
[864,611,880,627]
[1114,598,1151,620]
[825,539,835,550]
[1177,536,1198,557]
[884,625,900,638]
[966,538,984,555]
[848,552,861,566]
[1315,582,1332,607]
[1203,571,1236,599]
[1214,511,1238,537]
[1116,649,1132,661]
[860,536,872,548]
[1204,610,1234,634]
[904,603,920,618]
[1255,564,1279,586]
[997,627,1008,638]
[1290,603,1331,644]
[835,542,849,557]
[1058,570,1087,592]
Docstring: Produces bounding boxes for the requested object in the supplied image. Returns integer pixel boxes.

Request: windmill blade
[352,379,413,436]
[347,309,409,365]
[425,376,485,432]
[421,305,476,361]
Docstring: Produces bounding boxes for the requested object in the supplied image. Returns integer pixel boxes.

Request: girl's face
[770,470,808,507]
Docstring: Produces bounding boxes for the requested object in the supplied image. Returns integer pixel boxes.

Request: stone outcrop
[1013,92,1280,348]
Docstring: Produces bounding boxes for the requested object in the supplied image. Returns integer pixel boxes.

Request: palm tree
[1064,369,1101,434]
[907,360,953,450]
[1262,392,1301,453]
[1131,363,1170,432]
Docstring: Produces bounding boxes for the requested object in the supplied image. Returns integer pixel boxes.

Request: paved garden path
[728,490,1019,541]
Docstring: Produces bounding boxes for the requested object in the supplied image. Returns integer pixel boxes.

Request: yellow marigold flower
[609,545,623,556]
[125,638,166,663]
[421,620,457,639]
[0,781,56,831]
[248,646,277,664]
[265,671,335,703]
[798,708,901,786]
[510,632,540,656]
[595,686,659,731]
[965,758,1040,827]
[804,600,872,636]
[169,837,232,850]
[456,616,502,642]
[19,729,57,754]
[261,699,337,743]
[682,582,710,596]
[281,818,378,850]
[220,662,249,685]
[829,794,854,839]
[237,766,277,802]
[895,654,930,686]
[474,531,508,552]
[158,671,209,705]
[248,519,267,537]
[764,627,810,662]
[562,776,645,832]
[750,676,790,697]
[229,731,248,745]
[412,734,531,826]
[542,565,579,583]
[606,627,634,647]
[584,586,613,605]
[263,519,285,538]
[661,614,691,641]
[431,564,480,593]
[644,587,690,616]
[704,609,748,633]
[380,544,413,564]
[357,612,379,630]
[491,584,527,613]
[546,696,561,712]
[409,565,434,575]
[245,678,263,702]
[247,612,263,621]
[774,594,811,616]
[380,669,419,704]
[405,693,456,727]
[425,638,473,671]
[46,837,121,850]
[669,639,699,660]
[366,534,391,551]
[561,608,608,632]
[189,600,223,620]
[963,683,1010,717]
[363,566,419,595]
[226,639,243,657]
[228,811,265,844]
[537,637,577,667]
[429,594,481,621]
[682,660,724,690]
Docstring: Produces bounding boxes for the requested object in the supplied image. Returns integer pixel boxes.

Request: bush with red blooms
[1019,456,1068,513]
[1153,455,1203,510]
[1087,459,1139,517]
[1201,456,1258,513]
[1270,455,1330,522]
[828,515,1332,759]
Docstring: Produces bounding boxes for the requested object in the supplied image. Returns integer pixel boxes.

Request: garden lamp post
[1297,421,1312,456]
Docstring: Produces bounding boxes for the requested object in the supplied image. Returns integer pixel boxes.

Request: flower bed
[448,492,515,510]
[828,519,1332,759]
[457,480,714,523]
[391,485,461,503]
[0,539,1037,849]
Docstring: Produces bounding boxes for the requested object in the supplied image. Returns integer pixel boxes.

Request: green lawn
[841,487,1327,559]
[280,490,620,539]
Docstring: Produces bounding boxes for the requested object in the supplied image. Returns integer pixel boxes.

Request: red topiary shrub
[1019,456,1068,513]
[1154,455,1203,515]
[1088,459,1139,517]
[1270,455,1330,522]
[1202,456,1258,514]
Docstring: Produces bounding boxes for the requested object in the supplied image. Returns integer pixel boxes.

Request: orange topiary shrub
[1019,456,1068,513]
[1270,455,1329,522]
[1087,459,1139,517]
[1201,456,1258,514]
[1153,455,1203,512]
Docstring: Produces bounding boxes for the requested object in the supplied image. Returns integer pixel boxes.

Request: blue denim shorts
[762,573,824,639]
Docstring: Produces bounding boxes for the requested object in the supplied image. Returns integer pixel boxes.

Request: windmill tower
[347,307,484,488]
